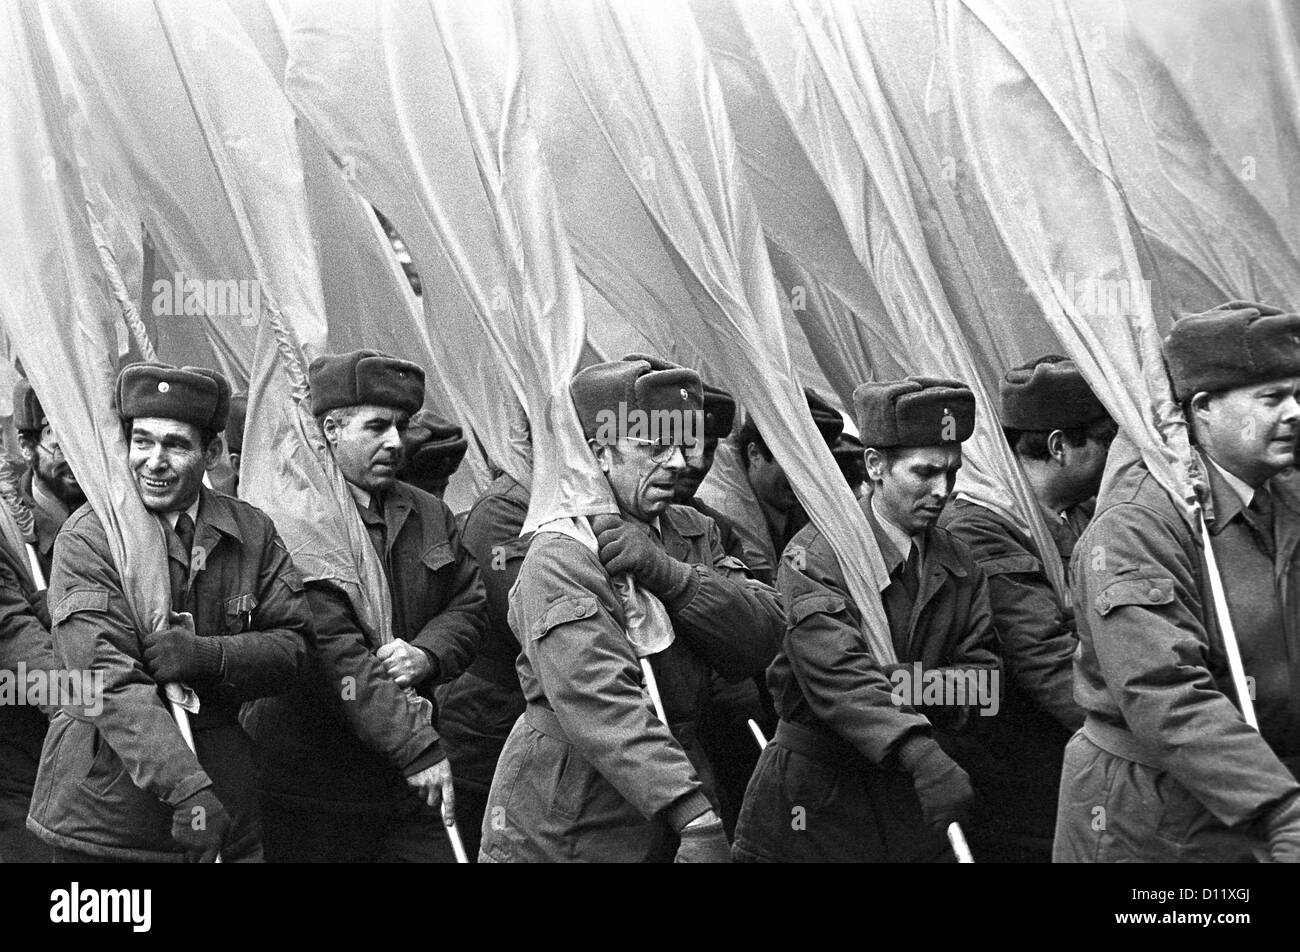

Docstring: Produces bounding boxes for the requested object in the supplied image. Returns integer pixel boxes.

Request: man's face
[1058,422,1117,505]
[600,437,687,522]
[129,417,216,514]
[674,436,718,503]
[867,445,963,535]
[746,442,798,512]
[1195,377,1300,486]
[325,405,408,494]
[23,424,85,508]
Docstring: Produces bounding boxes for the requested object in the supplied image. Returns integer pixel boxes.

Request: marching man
[27,363,311,862]
[732,378,999,862]
[1056,302,1300,862]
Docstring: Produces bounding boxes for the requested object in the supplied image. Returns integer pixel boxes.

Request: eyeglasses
[623,436,698,464]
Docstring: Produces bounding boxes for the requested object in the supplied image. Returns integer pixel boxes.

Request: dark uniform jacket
[244,480,486,813]
[27,488,311,860]
[438,474,530,794]
[479,504,783,862]
[0,538,56,861]
[1056,437,1300,862]
[689,496,746,564]
[940,496,1086,854]
[732,496,1000,862]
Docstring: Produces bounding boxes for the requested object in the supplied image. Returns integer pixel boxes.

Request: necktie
[365,492,387,555]
[1249,488,1276,559]
[170,511,195,604]
[891,540,921,603]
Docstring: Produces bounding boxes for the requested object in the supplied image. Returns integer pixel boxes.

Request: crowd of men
[0,298,1298,863]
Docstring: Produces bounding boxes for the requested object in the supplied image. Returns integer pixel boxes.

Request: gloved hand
[171,787,232,863]
[591,514,693,598]
[143,613,222,684]
[674,811,731,863]
[896,735,972,832]
[1264,792,1300,862]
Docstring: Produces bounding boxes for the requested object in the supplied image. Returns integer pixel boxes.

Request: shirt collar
[869,495,921,566]
[165,494,201,530]
[1205,455,1257,508]
[346,481,372,511]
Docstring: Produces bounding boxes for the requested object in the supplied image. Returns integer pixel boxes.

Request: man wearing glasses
[480,356,783,862]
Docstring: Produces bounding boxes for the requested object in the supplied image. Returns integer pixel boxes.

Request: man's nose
[662,446,687,471]
[1280,393,1300,426]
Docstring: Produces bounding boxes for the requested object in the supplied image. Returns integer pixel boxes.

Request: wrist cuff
[192,637,224,679]
[894,733,942,774]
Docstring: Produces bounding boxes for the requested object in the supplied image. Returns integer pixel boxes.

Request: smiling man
[1057,301,1300,863]
[480,356,783,862]
[732,377,999,862]
[13,378,86,582]
[26,363,310,862]
[244,349,485,863]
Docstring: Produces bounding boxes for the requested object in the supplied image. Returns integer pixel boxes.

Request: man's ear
[1188,391,1212,420]
[203,435,225,471]
[322,413,340,448]
[863,446,886,482]
[590,440,611,474]
[1047,429,1067,464]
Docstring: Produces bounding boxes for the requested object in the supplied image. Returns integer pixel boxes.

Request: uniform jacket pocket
[421,542,455,574]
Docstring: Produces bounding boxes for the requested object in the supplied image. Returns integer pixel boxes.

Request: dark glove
[143,618,222,684]
[1264,792,1300,862]
[171,788,232,863]
[674,814,732,863]
[591,514,692,597]
[897,735,972,832]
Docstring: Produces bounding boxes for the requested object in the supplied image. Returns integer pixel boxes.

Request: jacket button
[1147,587,1163,602]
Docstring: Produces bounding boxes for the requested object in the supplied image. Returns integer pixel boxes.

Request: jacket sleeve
[1079,502,1299,826]
[409,505,486,683]
[460,491,529,647]
[305,579,445,772]
[915,558,1001,731]
[49,522,211,806]
[659,518,784,681]
[0,545,57,675]
[948,510,1083,731]
[511,534,711,831]
[212,521,310,701]
[778,538,933,765]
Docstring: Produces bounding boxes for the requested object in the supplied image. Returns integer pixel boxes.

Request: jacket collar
[658,504,705,561]
[860,496,968,579]
[349,481,417,551]
[169,486,243,566]
[1201,452,1247,537]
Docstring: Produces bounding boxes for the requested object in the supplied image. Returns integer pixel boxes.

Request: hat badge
[680,387,688,401]
[158,381,170,394]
